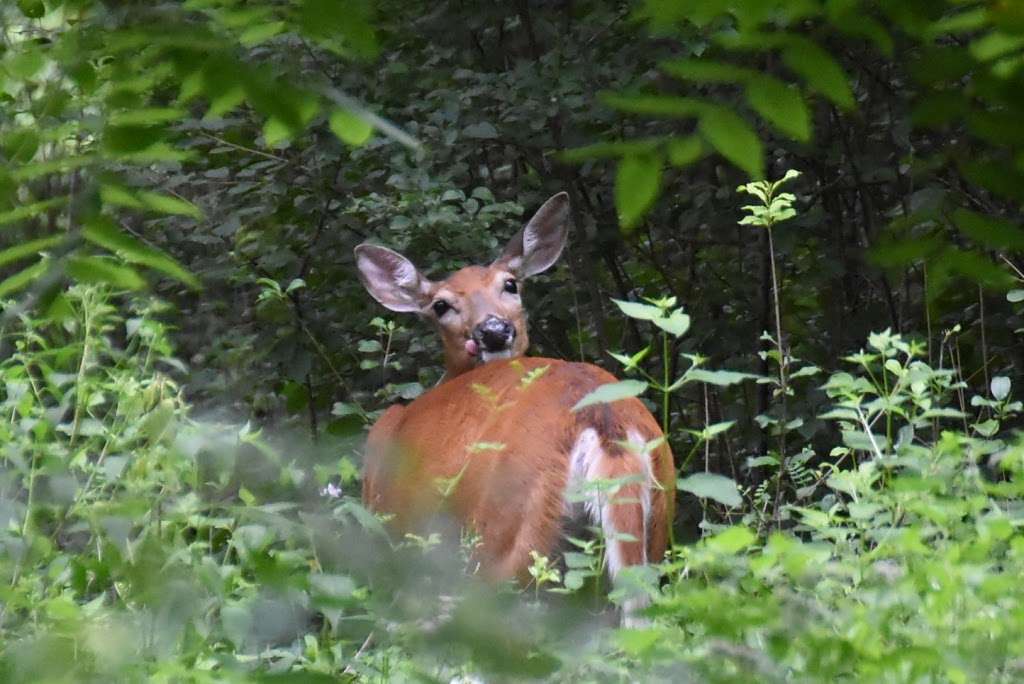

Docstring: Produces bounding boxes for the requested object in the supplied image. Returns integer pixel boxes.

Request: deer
[354,192,675,626]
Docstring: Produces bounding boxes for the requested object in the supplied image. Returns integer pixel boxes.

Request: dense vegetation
[2,0,1024,680]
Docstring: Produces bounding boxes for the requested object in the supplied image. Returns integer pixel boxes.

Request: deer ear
[354,244,433,313]
[494,192,570,278]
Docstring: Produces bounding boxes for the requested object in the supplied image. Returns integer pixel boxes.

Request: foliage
[2,0,1024,680]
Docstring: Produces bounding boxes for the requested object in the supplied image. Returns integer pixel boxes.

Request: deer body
[355,193,675,621]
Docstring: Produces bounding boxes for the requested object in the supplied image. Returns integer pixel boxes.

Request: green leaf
[101,184,202,219]
[781,38,855,110]
[684,369,759,387]
[572,380,648,412]
[0,236,63,269]
[0,259,48,298]
[66,256,146,290]
[600,92,706,118]
[661,58,756,83]
[615,154,662,231]
[82,217,199,288]
[666,136,703,166]
[136,190,202,219]
[953,208,1024,250]
[678,472,743,507]
[0,197,69,229]
[701,420,736,439]
[17,0,45,19]
[329,109,374,146]
[651,309,690,337]
[1008,289,1024,303]
[559,138,663,163]
[611,299,663,321]
[698,108,764,179]
[298,0,378,59]
[703,525,756,553]
[746,76,811,142]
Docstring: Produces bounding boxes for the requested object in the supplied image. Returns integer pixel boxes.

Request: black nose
[473,316,515,352]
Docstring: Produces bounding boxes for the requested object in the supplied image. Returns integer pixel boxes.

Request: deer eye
[503,279,518,294]
[431,300,452,317]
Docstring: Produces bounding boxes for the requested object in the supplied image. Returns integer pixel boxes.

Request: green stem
[767,223,789,528]
[662,330,670,436]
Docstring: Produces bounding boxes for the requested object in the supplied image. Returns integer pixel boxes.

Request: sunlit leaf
[330,109,374,146]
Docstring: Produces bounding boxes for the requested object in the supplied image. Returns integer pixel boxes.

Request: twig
[201,133,288,163]
[342,631,375,677]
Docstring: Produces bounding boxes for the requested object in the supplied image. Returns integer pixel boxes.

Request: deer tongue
[465,339,479,356]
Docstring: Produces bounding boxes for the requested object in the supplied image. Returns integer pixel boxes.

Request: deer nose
[473,316,516,352]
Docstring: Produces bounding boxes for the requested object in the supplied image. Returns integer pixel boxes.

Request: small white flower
[320,482,343,499]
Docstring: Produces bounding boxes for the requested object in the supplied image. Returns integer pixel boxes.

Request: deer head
[354,192,570,379]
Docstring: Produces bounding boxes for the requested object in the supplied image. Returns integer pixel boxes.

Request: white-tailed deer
[354,192,675,624]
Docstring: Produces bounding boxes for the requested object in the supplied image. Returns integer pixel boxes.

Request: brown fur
[362,357,675,583]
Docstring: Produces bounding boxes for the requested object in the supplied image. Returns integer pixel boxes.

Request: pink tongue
[465,339,479,356]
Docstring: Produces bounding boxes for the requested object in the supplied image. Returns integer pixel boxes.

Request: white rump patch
[564,426,658,626]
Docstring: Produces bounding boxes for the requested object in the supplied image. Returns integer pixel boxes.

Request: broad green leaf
[746,76,811,142]
[572,380,648,411]
[1008,290,1024,303]
[698,108,764,179]
[704,525,756,553]
[82,217,199,288]
[683,369,759,387]
[678,472,743,508]
[615,154,662,231]
[66,256,146,290]
[299,0,378,59]
[652,309,690,337]
[240,21,286,46]
[330,109,374,146]
[781,37,855,110]
[666,136,703,166]
[615,628,662,656]
[701,420,736,439]
[17,0,45,18]
[612,298,663,321]
[953,208,1024,250]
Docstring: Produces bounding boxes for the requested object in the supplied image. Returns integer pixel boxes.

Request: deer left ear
[494,192,570,278]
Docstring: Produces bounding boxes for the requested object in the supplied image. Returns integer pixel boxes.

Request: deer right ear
[494,192,570,279]
[354,244,433,313]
